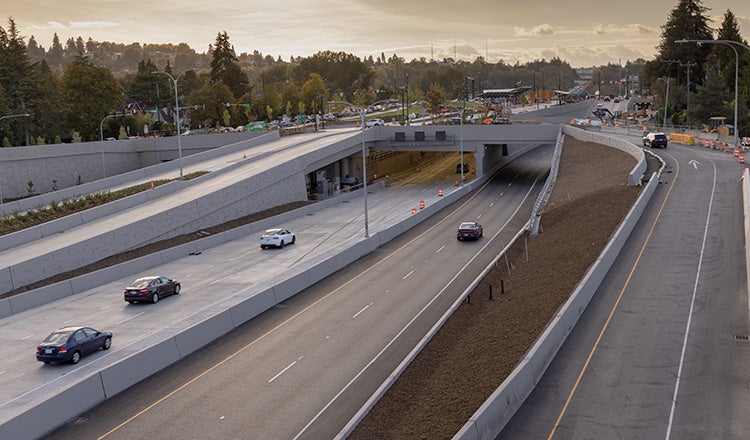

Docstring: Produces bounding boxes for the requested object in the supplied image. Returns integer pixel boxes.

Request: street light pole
[660,59,678,130]
[676,39,745,148]
[152,71,184,179]
[359,110,369,238]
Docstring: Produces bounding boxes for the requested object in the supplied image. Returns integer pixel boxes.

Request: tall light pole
[676,39,747,148]
[152,71,184,179]
[0,113,31,204]
[359,110,369,238]
[459,107,465,186]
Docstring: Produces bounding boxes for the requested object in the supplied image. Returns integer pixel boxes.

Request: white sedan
[260,228,296,249]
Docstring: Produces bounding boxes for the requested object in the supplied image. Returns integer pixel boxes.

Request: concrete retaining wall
[452,172,659,440]
[563,125,646,186]
[0,132,268,201]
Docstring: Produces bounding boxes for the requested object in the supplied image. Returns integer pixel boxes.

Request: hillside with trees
[1,0,748,147]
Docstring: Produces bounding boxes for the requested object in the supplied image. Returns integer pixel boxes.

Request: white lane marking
[665,159,716,440]
[507,182,512,187]
[352,303,373,319]
[500,192,504,197]
[476,214,482,219]
[402,270,415,280]
[0,371,5,375]
[115,312,145,326]
[99,306,110,311]
[209,276,229,286]
[63,319,74,324]
[436,245,446,253]
[268,356,304,383]
[489,202,495,207]
[21,334,34,340]
[294,172,543,440]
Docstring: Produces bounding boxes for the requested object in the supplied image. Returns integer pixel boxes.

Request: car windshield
[655,135,667,140]
[263,229,281,236]
[459,223,476,229]
[44,331,71,344]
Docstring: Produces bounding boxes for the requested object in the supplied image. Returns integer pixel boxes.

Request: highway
[32,146,553,439]
[498,138,750,439]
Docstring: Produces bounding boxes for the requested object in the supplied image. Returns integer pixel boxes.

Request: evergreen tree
[209,31,247,98]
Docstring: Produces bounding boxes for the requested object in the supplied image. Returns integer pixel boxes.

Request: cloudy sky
[5,0,750,67]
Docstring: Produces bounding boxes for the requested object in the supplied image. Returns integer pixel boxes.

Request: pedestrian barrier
[668,133,694,145]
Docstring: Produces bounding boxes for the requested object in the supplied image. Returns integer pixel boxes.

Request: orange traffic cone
[150,181,154,190]
[438,188,443,196]
[411,207,417,214]
[419,200,425,209]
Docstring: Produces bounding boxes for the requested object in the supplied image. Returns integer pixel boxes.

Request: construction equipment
[704,117,731,136]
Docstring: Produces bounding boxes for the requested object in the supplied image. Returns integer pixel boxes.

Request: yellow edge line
[547,154,679,439]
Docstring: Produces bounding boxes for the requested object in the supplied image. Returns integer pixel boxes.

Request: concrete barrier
[99,338,182,398]
[563,125,646,186]
[173,309,236,358]
[0,373,107,440]
[229,288,280,327]
[453,172,658,440]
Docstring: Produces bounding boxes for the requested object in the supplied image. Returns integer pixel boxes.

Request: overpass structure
[0,100,656,439]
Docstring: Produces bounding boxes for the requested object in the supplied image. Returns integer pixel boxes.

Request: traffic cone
[419,200,425,209]
[150,181,154,190]
[411,207,417,214]
[438,188,443,196]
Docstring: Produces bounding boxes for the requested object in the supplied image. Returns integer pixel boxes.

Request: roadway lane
[498,140,750,439]
[40,146,553,440]
[0,129,362,276]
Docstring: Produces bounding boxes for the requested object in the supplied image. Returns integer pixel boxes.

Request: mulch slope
[349,137,641,439]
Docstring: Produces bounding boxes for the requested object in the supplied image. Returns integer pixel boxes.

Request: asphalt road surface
[37,147,552,439]
[498,139,750,439]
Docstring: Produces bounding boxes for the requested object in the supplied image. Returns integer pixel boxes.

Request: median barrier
[7,280,74,314]
[174,309,236,358]
[69,265,125,295]
[99,337,182,398]
[272,272,315,303]
[229,288,278,327]
[453,172,658,440]
[0,296,11,317]
[0,373,108,440]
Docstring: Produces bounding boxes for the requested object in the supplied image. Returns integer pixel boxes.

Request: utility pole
[680,61,697,113]
[660,59,679,129]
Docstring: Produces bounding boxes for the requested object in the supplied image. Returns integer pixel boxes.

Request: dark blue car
[36,326,112,364]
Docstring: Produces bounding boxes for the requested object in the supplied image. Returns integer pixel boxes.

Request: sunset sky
[5,0,750,67]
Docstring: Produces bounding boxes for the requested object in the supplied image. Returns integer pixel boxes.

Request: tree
[425,83,446,115]
[0,17,40,145]
[186,80,233,129]
[61,57,124,141]
[687,65,731,125]
[294,51,374,101]
[300,73,327,116]
[209,31,247,98]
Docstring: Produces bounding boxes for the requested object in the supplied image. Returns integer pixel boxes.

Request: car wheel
[127,300,134,304]
[43,361,50,364]
[71,351,81,364]
[261,245,266,250]
[174,284,181,295]
[151,293,159,304]
[279,240,285,248]
[102,337,111,350]
[291,236,296,244]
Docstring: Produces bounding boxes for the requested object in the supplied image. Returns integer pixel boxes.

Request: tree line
[2,0,746,147]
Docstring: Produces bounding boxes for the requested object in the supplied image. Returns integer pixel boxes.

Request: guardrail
[528,128,563,235]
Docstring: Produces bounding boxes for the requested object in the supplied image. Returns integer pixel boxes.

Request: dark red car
[457,221,483,241]
[124,276,181,304]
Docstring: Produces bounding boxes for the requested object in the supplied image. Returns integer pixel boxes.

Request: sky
[4,0,750,67]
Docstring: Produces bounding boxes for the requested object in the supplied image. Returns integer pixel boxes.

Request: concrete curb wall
[743,169,750,328]
[0,131,279,215]
[563,125,646,186]
[453,172,659,440]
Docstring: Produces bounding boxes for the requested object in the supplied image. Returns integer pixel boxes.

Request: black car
[457,221,483,240]
[643,132,668,148]
[36,326,112,364]
[124,276,181,304]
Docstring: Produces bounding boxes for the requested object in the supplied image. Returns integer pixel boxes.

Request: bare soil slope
[349,137,642,439]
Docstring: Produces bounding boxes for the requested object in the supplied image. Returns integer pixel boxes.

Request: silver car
[260,228,296,249]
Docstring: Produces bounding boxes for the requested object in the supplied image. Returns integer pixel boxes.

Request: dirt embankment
[349,137,642,439]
